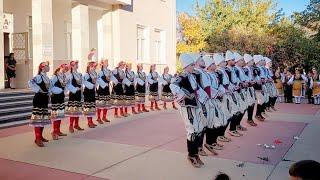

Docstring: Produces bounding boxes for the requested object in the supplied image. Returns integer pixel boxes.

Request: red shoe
[41,137,49,142]
[69,127,75,133]
[74,126,84,131]
[88,124,96,128]
[58,132,67,136]
[34,139,44,147]
[51,132,59,140]
[142,108,149,112]
[97,119,104,124]
[102,117,110,122]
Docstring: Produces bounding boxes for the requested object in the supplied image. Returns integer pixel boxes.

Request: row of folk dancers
[273,67,320,104]
[28,59,178,147]
[170,51,278,168]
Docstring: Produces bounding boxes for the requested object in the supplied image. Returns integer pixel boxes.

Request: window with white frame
[154,29,166,64]
[137,25,145,62]
[154,29,161,63]
[137,25,150,63]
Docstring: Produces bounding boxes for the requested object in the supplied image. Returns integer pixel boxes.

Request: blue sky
[176,0,310,16]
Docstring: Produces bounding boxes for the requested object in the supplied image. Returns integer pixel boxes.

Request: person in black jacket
[5,53,17,89]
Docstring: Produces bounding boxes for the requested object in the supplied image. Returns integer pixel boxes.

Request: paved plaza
[0,103,319,180]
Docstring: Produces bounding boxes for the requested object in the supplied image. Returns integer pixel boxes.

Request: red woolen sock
[97,109,102,119]
[151,102,154,108]
[103,109,107,119]
[114,108,118,116]
[34,127,42,141]
[74,117,80,127]
[125,107,128,114]
[53,121,59,134]
[40,127,45,139]
[138,104,141,111]
[57,120,62,133]
[69,117,74,128]
[120,107,124,114]
[87,117,93,125]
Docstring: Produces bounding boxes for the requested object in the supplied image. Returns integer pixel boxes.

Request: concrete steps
[0,90,34,126]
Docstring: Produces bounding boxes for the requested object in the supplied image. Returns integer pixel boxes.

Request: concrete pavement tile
[284,141,320,162]
[0,158,107,180]
[0,133,149,175]
[74,111,185,148]
[0,125,31,138]
[93,149,273,180]
[267,161,293,180]
[274,103,319,115]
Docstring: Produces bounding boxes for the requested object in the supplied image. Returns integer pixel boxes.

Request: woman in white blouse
[28,61,51,147]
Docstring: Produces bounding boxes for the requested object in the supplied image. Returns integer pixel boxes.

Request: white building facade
[0,0,176,89]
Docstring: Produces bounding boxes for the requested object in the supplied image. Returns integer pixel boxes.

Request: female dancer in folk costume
[135,64,149,113]
[225,51,243,137]
[311,68,320,105]
[233,52,249,132]
[264,57,278,111]
[288,68,307,104]
[274,68,285,103]
[159,66,178,110]
[112,61,127,118]
[170,54,207,168]
[83,61,98,128]
[65,60,84,133]
[96,59,114,123]
[202,55,225,155]
[147,64,161,111]
[28,61,52,147]
[243,54,258,126]
[123,62,138,115]
[50,64,69,140]
[253,55,267,121]
[215,53,235,143]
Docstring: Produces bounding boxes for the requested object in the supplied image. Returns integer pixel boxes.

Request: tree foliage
[177,0,320,71]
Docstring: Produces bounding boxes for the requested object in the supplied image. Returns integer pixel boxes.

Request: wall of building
[52,0,72,70]
[117,0,176,73]
[4,0,32,33]
[89,7,103,60]
[4,0,32,88]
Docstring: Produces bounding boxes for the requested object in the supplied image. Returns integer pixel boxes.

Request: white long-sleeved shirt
[83,72,96,90]
[66,72,81,94]
[28,72,50,93]
[136,71,146,86]
[50,74,65,94]
[235,65,249,83]
[147,71,159,85]
[97,68,116,89]
[287,74,308,85]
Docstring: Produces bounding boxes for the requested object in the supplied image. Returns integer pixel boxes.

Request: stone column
[72,4,89,73]
[32,0,54,76]
[0,0,4,89]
